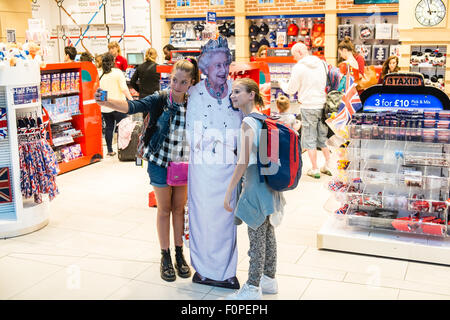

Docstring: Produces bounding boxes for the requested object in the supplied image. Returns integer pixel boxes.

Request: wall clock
[415,0,447,27]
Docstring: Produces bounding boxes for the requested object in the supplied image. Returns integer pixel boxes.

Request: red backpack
[249,113,302,192]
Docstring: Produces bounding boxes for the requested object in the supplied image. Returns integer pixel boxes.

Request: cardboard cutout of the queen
[186,36,243,289]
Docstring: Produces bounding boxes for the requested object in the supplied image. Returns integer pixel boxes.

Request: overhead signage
[364,93,443,111]
[206,12,217,24]
[13,86,39,105]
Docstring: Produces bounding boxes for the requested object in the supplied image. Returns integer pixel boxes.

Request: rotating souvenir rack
[0,61,51,238]
[40,62,103,174]
[318,73,450,265]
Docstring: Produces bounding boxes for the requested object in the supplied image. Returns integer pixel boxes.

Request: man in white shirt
[280,43,331,179]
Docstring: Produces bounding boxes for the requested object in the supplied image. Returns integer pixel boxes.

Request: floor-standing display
[40,62,103,174]
[318,73,450,265]
[0,61,56,238]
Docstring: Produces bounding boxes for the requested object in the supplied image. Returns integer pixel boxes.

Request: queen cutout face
[205,52,229,87]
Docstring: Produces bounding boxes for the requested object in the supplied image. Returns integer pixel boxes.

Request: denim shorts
[300,108,328,150]
[147,161,168,188]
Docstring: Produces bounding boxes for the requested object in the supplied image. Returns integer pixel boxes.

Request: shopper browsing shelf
[95,58,200,283]
[378,55,399,84]
[275,95,301,131]
[185,36,242,290]
[163,44,176,63]
[224,78,285,300]
[108,41,128,72]
[64,46,77,63]
[130,48,161,101]
[280,42,332,179]
[99,53,133,157]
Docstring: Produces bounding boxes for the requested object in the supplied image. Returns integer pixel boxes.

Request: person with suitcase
[99,52,133,157]
[95,58,200,283]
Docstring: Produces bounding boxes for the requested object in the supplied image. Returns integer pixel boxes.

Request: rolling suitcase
[118,120,142,162]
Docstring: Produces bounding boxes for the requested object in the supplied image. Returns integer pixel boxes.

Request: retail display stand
[40,62,103,174]
[0,61,50,238]
[317,73,450,265]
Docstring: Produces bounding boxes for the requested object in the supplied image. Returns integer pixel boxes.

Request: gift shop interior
[0,0,449,301]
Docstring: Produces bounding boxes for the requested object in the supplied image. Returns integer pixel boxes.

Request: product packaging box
[51,73,60,95]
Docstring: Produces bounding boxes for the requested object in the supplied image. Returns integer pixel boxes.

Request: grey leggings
[247,217,277,287]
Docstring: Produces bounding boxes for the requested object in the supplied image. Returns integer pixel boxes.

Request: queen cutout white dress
[186,78,243,288]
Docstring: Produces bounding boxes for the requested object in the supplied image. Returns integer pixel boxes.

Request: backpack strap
[247,112,267,184]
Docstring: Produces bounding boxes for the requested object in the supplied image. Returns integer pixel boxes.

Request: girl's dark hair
[101,52,115,74]
[234,78,265,108]
[381,55,399,79]
[163,44,176,51]
[338,36,356,54]
[172,57,200,85]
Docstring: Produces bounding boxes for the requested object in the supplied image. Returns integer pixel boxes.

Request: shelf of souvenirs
[347,139,450,168]
[328,178,449,237]
[342,159,448,189]
[41,91,80,99]
[48,112,83,125]
[53,143,83,164]
[348,123,450,144]
[339,203,450,238]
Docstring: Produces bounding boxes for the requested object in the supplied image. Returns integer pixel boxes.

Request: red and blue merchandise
[0,167,12,204]
[0,108,7,139]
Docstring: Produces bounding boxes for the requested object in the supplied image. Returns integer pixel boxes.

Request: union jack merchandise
[0,108,7,140]
[0,167,12,203]
[327,64,362,133]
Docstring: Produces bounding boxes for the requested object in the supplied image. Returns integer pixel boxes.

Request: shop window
[210,0,225,5]
[258,0,274,4]
[176,0,191,7]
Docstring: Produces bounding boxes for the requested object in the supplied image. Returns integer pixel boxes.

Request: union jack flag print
[0,108,7,140]
[0,167,12,203]
[327,67,362,133]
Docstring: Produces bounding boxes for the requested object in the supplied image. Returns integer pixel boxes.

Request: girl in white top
[99,53,133,156]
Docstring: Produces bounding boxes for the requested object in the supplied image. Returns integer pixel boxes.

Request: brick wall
[165,0,235,16]
[245,0,325,14]
[336,0,398,11]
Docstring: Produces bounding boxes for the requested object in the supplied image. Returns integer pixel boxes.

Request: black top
[130,60,161,99]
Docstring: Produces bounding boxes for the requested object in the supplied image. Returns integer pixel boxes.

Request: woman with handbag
[95,58,200,283]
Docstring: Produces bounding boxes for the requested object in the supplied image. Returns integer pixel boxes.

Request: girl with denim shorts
[95,58,200,283]
[224,78,286,300]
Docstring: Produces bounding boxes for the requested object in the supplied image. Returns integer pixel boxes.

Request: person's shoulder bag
[322,61,344,120]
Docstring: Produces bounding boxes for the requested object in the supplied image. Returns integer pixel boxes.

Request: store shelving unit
[40,62,103,175]
[318,73,450,265]
[0,61,50,238]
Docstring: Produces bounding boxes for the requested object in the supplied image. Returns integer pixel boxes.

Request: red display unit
[40,62,103,174]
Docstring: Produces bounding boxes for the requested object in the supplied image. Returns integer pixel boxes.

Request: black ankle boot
[160,249,176,282]
[174,246,191,278]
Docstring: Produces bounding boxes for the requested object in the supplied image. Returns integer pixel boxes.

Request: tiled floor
[1,147,450,300]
